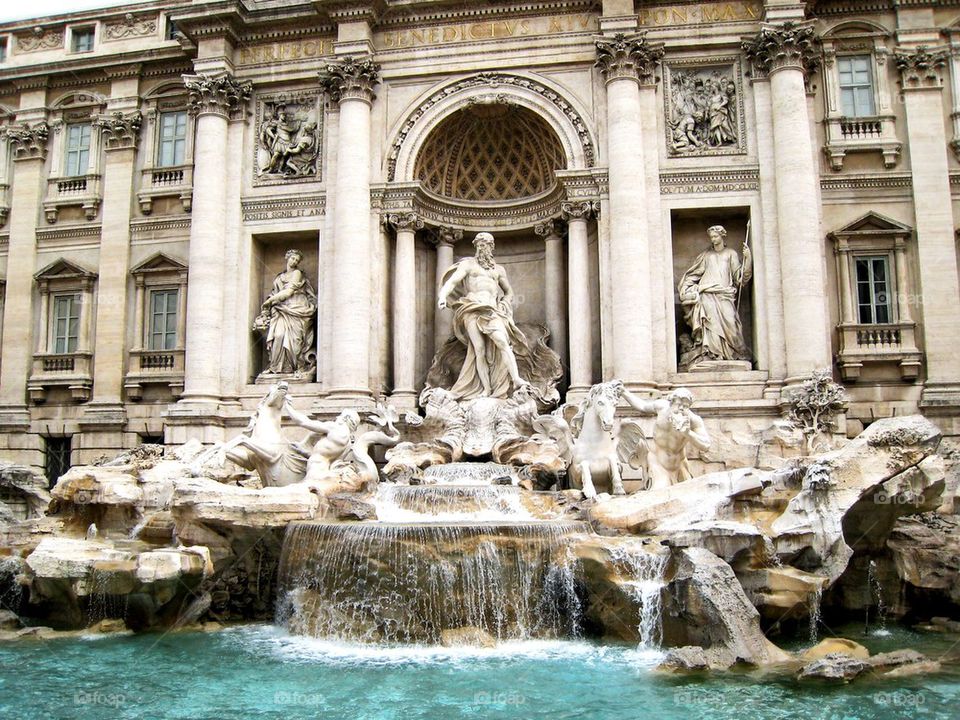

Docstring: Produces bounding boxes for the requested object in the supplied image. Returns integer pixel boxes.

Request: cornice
[375,0,597,27]
[241,194,327,222]
[820,172,912,191]
[659,167,760,194]
[130,217,192,235]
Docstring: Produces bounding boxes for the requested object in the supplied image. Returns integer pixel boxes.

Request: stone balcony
[137,164,193,215]
[124,348,185,400]
[27,351,93,403]
[823,115,901,171]
[43,173,102,223]
[836,321,922,382]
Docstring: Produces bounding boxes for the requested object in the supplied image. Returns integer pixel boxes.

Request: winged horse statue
[532,380,647,498]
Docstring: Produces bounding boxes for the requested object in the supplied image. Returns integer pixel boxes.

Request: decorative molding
[594,32,664,85]
[742,21,820,80]
[104,13,158,41]
[182,73,252,120]
[659,168,759,195]
[36,224,102,248]
[16,27,64,53]
[130,218,192,239]
[96,110,142,151]
[664,58,746,158]
[820,173,912,192]
[241,194,326,222]
[895,46,949,89]
[318,55,381,105]
[254,90,322,185]
[387,73,596,181]
[534,218,566,240]
[560,199,599,221]
[428,226,463,247]
[4,122,50,161]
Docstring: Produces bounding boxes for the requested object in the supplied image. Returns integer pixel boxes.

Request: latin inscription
[376,13,597,50]
[238,39,335,66]
[639,2,761,27]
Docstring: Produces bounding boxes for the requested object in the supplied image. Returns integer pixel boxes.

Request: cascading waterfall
[423,462,517,486]
[83,567,128,626]
[608,543,669,648]
[865,559,888,636]
[374,484,531,522]
[276,521,585,644]
[808,587,823,643]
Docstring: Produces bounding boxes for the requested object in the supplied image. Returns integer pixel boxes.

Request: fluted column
[534,218,568,369]
[895,47,960,405]
[386,212,423,404]
[433,226,461,349]
[320,56,380,400]
[88,104,141,410]
[595,33,662,387]
[744,22,830,384]
[179,73,250,405]
[0,118,48,415]
[562,200,599,392]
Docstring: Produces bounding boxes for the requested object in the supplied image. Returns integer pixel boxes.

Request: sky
[0,0,154,24]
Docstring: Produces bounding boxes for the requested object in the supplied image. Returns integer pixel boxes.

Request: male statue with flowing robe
[678,225,752,367]
[436,232,532,400]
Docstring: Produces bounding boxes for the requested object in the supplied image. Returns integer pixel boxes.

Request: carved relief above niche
[664,59,746,157]
[253,91,323,186]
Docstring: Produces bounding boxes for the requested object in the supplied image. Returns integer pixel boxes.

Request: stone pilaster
[534,218,568,370]
[432,226,461,350]
[0,118,48,425]
[595,32,662,389]
[320,55,381,400]
[178,72,251,406]
[895,47,960,408]
[743,22,830,387]
[562,200,599,392]
[85,105,141,423]
[385,211,423,405]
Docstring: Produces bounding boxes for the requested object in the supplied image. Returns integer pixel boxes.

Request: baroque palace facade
[0,0,959,478]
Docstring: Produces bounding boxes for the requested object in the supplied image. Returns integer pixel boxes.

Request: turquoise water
[1,624,958,720]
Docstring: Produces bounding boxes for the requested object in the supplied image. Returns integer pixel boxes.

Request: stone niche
[670,208,754,371]
[249,233,320,382]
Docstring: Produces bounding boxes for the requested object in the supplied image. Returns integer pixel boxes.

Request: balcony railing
[125,348,185,400]
[44,173,102,223]
[28,351,93,403]
[138,164,193,215]
[836,321,922,382]
[824,115,901,171]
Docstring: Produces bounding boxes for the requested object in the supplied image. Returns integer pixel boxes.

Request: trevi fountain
[1,231,959,719]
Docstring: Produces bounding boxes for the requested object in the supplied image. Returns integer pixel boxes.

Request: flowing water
[608,542,669,648]
[373,484,531,522]
[2,624,959,720]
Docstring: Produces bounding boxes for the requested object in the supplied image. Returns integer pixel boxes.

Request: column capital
[183,73,251,120]
[319,55,381,105]
[594,32,664,85]
[384,212,424,232]
[96,110,142,151]
[3,122,49,161]
[429,225,463,248]
[895,46,949,90]
[535,218,567,241]
[561,199,600,221]
[742,21,820,79]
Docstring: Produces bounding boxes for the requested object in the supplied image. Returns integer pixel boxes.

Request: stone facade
[0,0,959,475]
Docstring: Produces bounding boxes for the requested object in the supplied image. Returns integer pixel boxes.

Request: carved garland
[388,72,595,181]
[104,13,158,40]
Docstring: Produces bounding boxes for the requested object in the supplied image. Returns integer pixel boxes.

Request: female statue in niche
[254,249,318,379]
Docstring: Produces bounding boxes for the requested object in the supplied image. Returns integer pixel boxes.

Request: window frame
[50,292,81,355]
[853,253,894,325]
[148,286,180,351]
[63,122,92,177]
[156,110,188,167]
[69,25,96,54]
[837,54,876,118]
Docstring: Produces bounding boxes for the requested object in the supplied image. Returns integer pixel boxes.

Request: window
[139,434,164,446]
[0,38,7,62]
[855,255,891,324]
[157,111,187,166]
[165,18,178,41]
[44,436,72,488]
[71,27,95,53]
[838,56,875,117]
[149,288,178,350]
[52,293,80,354]
[64,123,91,177]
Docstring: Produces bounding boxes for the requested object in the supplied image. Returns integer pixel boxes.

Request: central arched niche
[414,103,566,203]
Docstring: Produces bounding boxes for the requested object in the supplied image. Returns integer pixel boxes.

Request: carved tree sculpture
[787,368,847,455]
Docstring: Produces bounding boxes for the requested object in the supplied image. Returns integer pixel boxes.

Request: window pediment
[34,258,97,283]
[130,251,186,276]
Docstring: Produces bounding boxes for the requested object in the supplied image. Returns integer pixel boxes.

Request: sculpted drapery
[256,249,318,378]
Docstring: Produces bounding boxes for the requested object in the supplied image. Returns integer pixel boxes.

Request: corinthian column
[179,73,251,405]
[320,56,380,400]
[561,201,599,392]
[595,33,663,388]
[386,212,423,405]
[0,118,48,419]
[534,218,568,369]
[743,22,830,384]
[895,47,960,406]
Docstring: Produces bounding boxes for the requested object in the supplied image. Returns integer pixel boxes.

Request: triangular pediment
[130,252,187,275]
[34,258,96,281]
[833,212,912,236]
